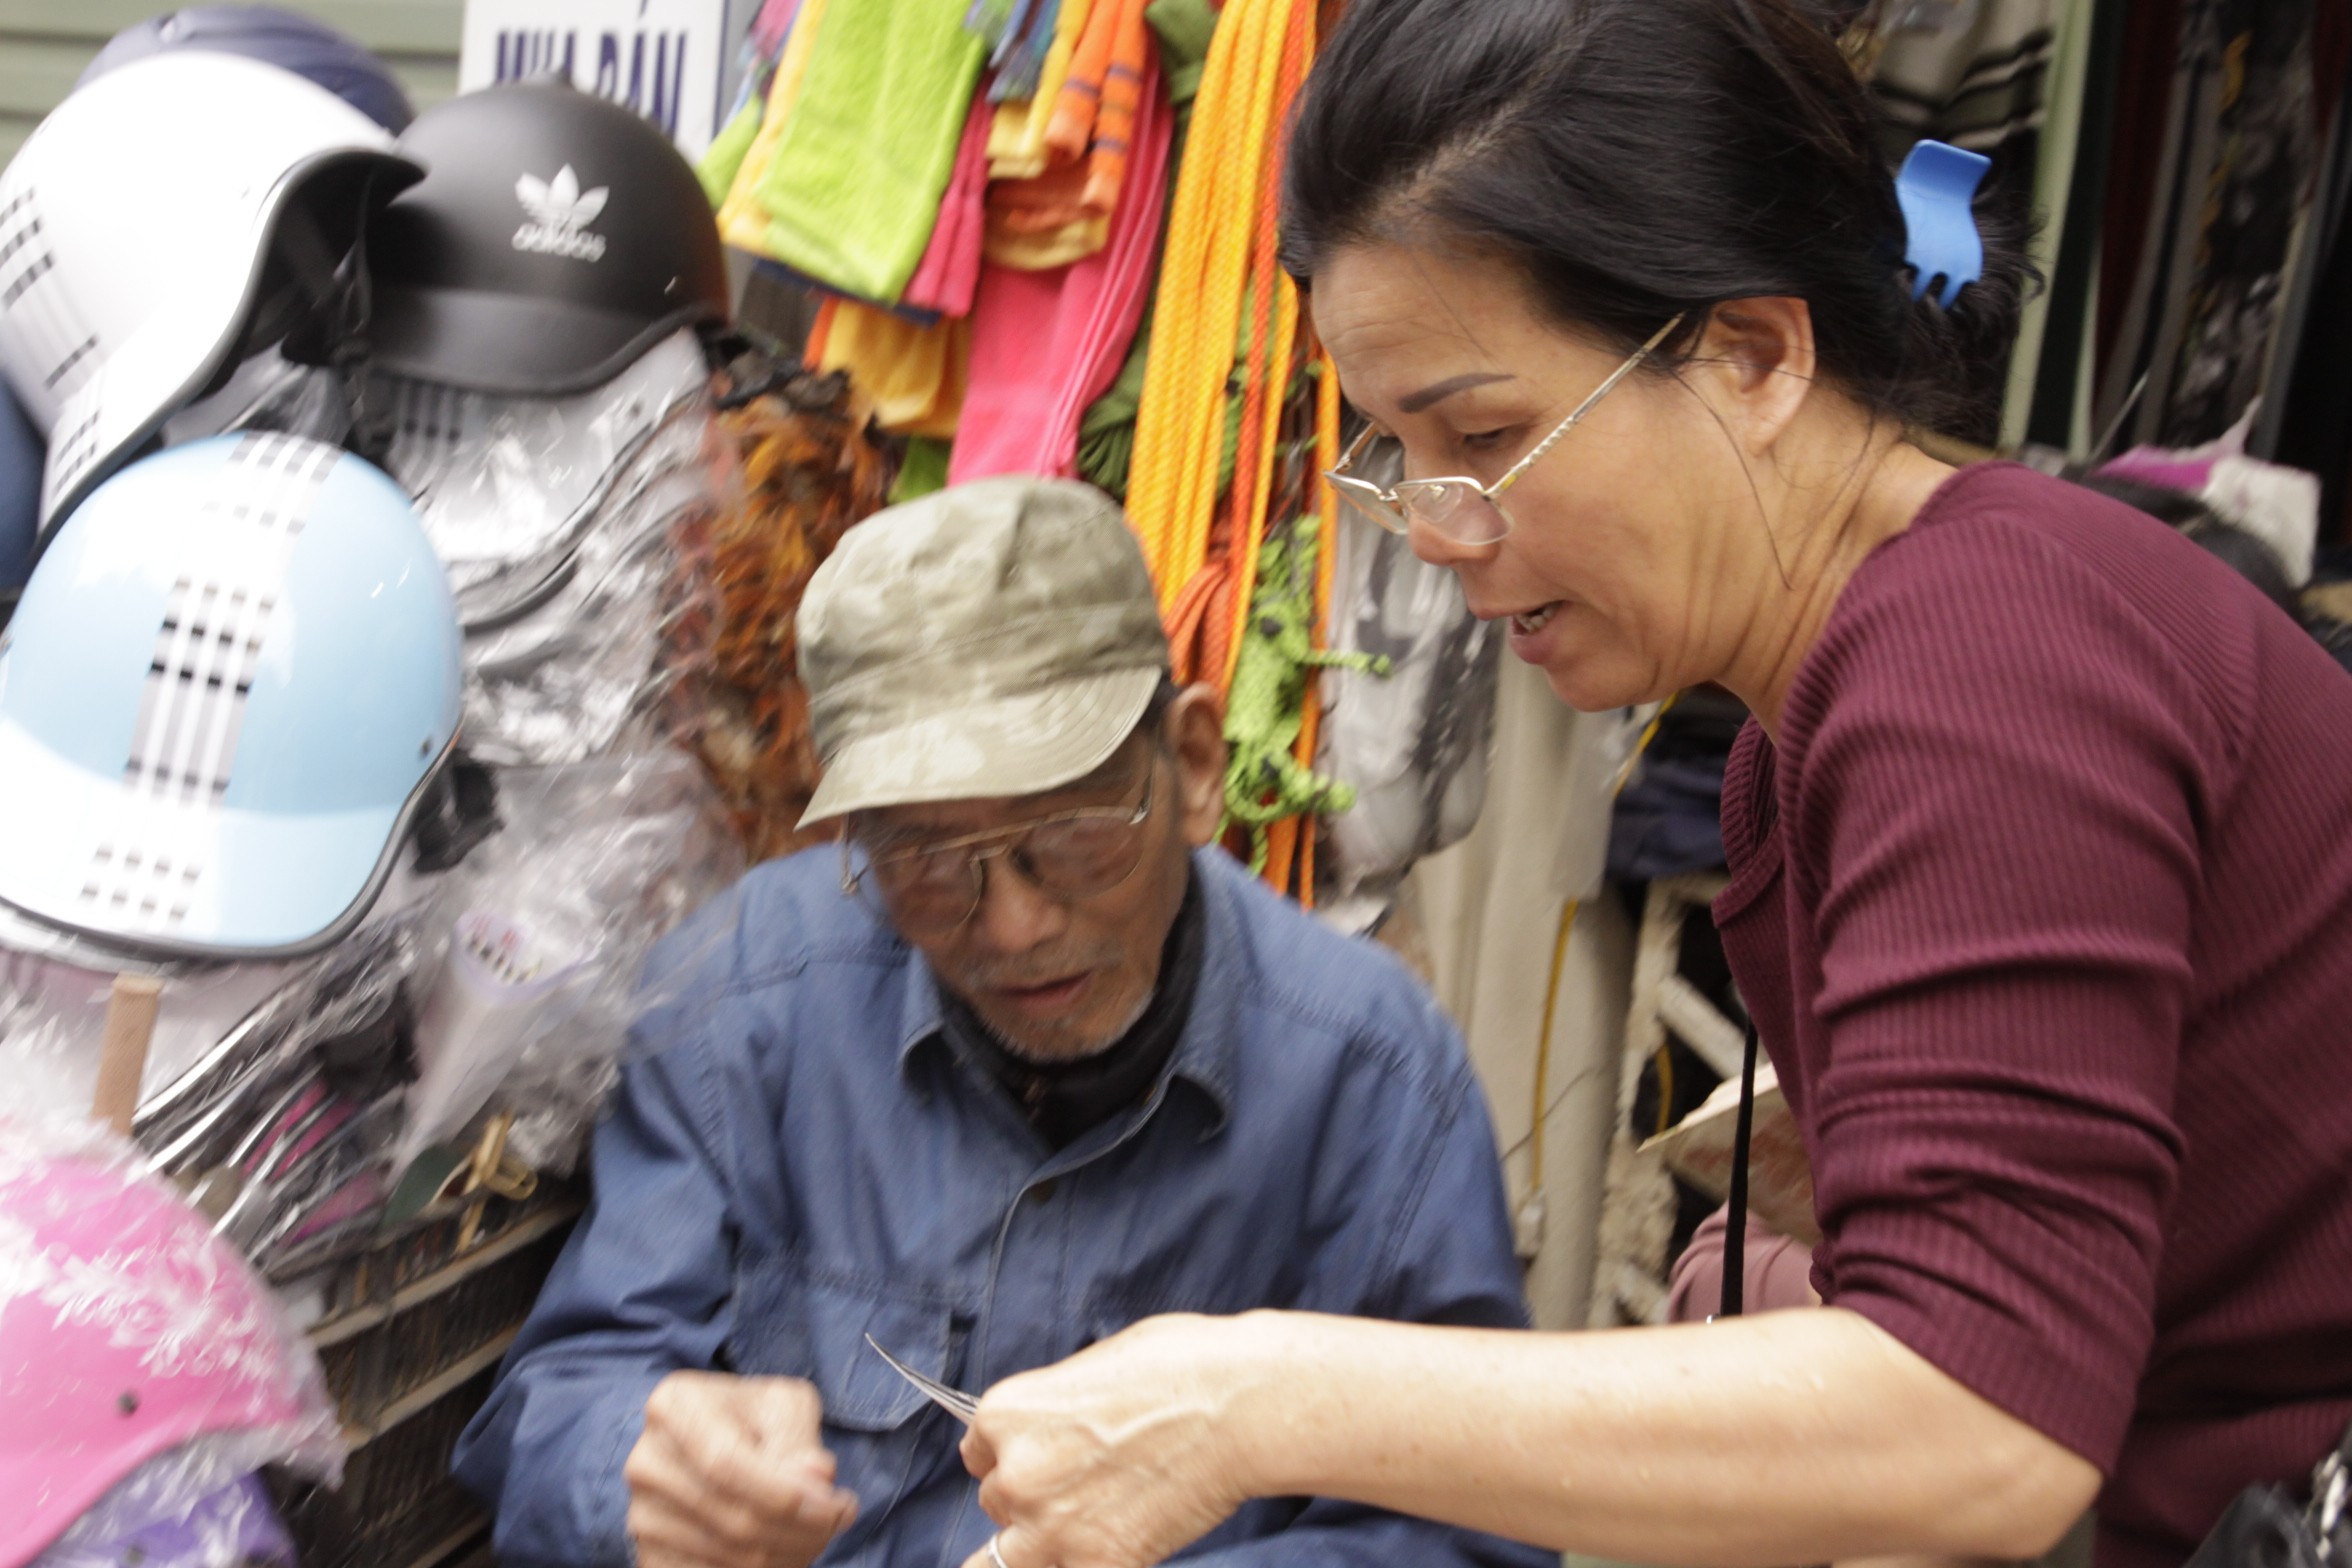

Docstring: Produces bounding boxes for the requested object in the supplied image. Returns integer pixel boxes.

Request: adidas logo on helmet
[368,80,728,396]
[512,165,608,262]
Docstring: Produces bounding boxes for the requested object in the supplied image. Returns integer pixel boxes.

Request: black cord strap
[1718,1020,1761,1319]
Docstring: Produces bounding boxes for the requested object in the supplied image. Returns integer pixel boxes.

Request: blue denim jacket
[453,849,1552,1568]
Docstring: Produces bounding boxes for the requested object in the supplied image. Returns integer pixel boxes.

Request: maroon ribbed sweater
[1714,463,2352,1568]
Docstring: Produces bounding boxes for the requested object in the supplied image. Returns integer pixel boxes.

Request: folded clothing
[717,0,833,250]
[988,0,1091,178]
[814,299,972,440]
[743,0,985,302]
[951,47,1169,482]
[1045,0,1124,162]
[984,0,1151,262]
[904,86,998,318]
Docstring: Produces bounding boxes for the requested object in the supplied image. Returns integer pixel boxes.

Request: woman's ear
[1164,686,1229,847]
[1686,297,1818,456]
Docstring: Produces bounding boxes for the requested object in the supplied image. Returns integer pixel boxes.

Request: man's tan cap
[796,475,1170,827]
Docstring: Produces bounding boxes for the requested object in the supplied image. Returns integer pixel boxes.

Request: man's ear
[1164,685,1227,847]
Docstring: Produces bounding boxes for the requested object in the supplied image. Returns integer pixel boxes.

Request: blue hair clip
[1895,139,1992,309]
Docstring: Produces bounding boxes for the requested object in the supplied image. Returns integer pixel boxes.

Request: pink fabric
[2097,449,2216,495]
[1664,1204,1819,1323]
[752,0,805,57]
[902,87,997,319]
[948,47,1169,483]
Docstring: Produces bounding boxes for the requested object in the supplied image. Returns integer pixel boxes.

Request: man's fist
[625,1371,860,1568]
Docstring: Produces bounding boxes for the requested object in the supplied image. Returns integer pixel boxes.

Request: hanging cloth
[951,53,1171,482]
[1124,0,1315,684]
[1044,0,1128,164]
[738,0,986,303]
[988,0,1093,178]
[807,299,973,440]
[717,0,835,252]
[1114,0,1356,899]
[903,87,1000,318]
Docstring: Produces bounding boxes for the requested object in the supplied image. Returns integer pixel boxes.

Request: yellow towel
[983,212,1110,268]
[816,301,971,440]
[986,0,1094,180]
[718,0,834,250]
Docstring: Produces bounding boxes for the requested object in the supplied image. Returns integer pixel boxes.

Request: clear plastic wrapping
[0,1118,341,1567]
[0,742,739,1276]
[395,747,742,1175]
[373,329,729,769]
[32,1458,294,1568]
[375,330,715,629]
[0,948,300,1132]
[159,350,354,453]
[456,453,721,767]
[1314,476,1503,932]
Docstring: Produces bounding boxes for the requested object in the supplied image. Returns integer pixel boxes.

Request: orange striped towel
[1082,0,1152,214]
[1044,0,1121,164]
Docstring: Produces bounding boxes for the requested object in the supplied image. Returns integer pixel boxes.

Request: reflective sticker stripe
[41,335,96,391]
[86,436,340,930]
[0,188,99,408]
[44,404,101,507]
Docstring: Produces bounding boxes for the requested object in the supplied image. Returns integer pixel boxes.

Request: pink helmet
[0,1121,341,1566]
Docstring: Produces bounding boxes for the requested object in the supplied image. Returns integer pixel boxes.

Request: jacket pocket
[732,1253,964,1549]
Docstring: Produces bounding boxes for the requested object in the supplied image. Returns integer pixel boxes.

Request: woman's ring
[988,1534,1013,1568]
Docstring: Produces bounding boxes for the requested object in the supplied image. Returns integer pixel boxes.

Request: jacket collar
[895,848,1242,1134]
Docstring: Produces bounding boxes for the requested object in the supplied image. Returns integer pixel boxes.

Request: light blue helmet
[0,432,461,959]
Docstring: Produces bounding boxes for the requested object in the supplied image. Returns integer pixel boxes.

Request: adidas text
[513,223,607,262]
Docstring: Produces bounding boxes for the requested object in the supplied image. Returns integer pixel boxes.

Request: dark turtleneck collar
[937,868,1206,1150]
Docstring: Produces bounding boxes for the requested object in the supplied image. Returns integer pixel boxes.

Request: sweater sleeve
[1784,513,2225,1472]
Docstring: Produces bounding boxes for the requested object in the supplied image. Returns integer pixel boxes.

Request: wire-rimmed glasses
[840,765,1158,935]
[1324,314,1685,546]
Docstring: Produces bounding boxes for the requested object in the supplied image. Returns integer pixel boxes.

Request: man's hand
[626,1371,860,1568]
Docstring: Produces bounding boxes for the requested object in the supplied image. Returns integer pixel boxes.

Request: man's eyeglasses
[840,764,1158,936]
[1324,314,1684,547]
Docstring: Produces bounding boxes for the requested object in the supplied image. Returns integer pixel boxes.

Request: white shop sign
[458,0,744,161]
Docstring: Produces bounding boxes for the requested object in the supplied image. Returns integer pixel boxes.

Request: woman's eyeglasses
[1324,314,1684,547]
[840,765,1158,936]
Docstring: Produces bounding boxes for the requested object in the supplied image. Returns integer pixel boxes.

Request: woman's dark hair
[1280,0,2034,444]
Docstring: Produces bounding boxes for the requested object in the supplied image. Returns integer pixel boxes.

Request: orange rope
[1214,0,1310,694]
[1121,0,1345,897]
[1128,0,1293,621]
[1292,341,1343,907]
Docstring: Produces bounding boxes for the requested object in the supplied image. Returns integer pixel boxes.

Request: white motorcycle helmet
[0,51,419,534]
[0,432,462,961]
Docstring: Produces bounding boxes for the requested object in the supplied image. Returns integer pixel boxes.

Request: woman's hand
[956,1314,1260,1568]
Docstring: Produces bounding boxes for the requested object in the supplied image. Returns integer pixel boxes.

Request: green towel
[748,0,985,303]
[1145,0,1218,107]
[891,437,954,503]
[1075,308,1245,500]
[698,95,765,211]
[1078,309,1152,497]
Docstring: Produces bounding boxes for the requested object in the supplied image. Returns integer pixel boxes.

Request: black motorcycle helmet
[366,81,728,395]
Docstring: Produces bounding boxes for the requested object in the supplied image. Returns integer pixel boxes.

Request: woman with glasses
[952,3,2352,1567]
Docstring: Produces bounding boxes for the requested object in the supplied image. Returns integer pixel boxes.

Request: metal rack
[276,1181,583,1568]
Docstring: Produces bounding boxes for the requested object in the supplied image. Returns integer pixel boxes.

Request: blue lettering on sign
[494,28,577,80]
[593,29,689,137]
[491,23,690,140]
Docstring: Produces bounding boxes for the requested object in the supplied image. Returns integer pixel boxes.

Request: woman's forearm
[1217,1307,2100,1567]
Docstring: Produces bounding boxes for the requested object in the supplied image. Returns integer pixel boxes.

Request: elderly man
[452,477,1548,1568]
